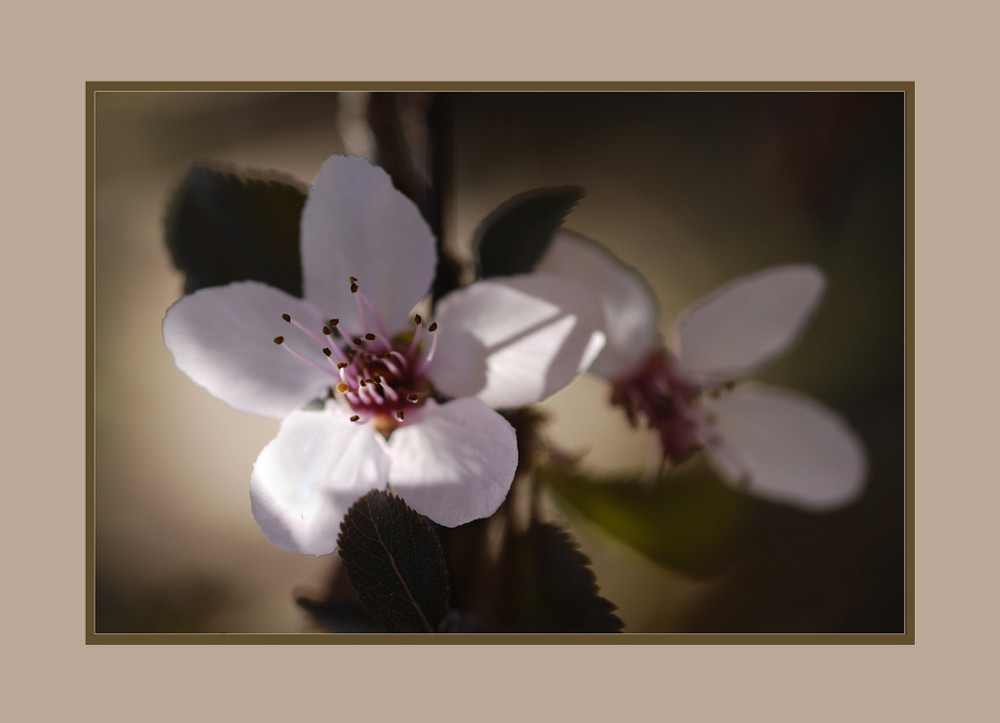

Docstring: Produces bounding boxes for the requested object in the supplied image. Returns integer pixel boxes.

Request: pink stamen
[283,314,326,347]
[355,287,390,339]
[324,331,349,363]
[380,353,402,377]
[358,382,383,406]
[387,350,410,372]
[407,315,424,357]
[349,277,377,336]
[415,322,439,374]
[379,381,399,402]
[274,338,339,380]
[322,349,343,372]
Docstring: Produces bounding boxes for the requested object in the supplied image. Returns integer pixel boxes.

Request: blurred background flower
[93,89,905,633]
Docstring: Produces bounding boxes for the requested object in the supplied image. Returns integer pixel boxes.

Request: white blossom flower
[536,230,866,511]
[163,156,605,555]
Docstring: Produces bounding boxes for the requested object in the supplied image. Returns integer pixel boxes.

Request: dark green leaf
[473,186,584,278]
[439,518,623,632]
[337,490,450,633]
[164,163,306,296]
[507,521,624,632]
[540,459,755,578]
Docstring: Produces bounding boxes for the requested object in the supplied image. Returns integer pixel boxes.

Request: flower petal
[536,230,660,380]
[162,281,334,418]
[250,408,391,555]
[672,265,826,379]
[300,155,437,336]
[702,383,866,510]
[387,398,518,527]
[426,275,606,409]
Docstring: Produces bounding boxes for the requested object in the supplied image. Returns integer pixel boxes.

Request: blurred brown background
[93,90,905,633]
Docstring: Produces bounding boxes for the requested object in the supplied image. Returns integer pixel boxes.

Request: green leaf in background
[164,163,306,297]
[540,460,756,579]
[473,186,584,278]
[337,490,451,633]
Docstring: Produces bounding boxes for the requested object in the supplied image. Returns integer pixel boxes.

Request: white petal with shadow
[388,398,518,527]
[427,275,605,408]
[250,409,391,556]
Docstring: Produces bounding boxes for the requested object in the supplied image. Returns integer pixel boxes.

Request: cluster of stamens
[610,348,722,465]
[272,277,439,434]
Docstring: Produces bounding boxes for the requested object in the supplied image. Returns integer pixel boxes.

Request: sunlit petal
[250,409,391,556]
[427,274,605,408]
[388,398,518,527]
[163,281,333,418]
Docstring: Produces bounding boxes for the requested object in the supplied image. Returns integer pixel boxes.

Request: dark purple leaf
[474,186,584,278]
[164,163,306,296]
[337,490,450,633]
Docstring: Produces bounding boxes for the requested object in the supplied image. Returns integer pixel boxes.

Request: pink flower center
[610,348,725,465]
[273,277,437,435]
